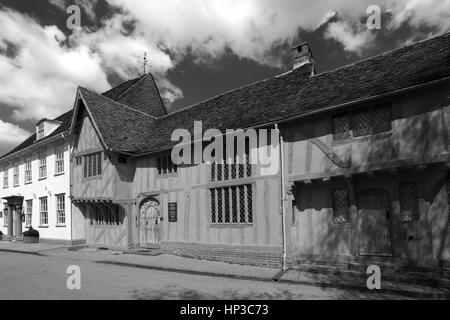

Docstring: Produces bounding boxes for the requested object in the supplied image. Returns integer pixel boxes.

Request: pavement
[1,240,449,299]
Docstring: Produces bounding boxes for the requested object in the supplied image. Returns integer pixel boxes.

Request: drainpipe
[275,124,287,271]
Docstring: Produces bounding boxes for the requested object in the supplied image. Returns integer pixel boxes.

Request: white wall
[0,140,72,242]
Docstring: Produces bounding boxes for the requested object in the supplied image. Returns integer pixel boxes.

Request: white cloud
[0,119,31,154]
[324,20,376,55]
[0,0,449,129]
[0,8,109,122]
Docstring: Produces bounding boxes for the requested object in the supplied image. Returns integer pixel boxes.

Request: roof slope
[136,32,450,154]
[106,74,167,117]
[78,87,156,152]
[0,110,73,160]
[101,77,142,100]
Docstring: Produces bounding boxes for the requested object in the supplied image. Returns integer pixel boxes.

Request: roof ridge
[313,31,450,79]
[114,73,149,101]
[147,73,169,116]
[159,68,301,119]
[80,86,157,120]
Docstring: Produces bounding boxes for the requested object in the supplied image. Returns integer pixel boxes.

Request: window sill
[56,224,66,228]
[332,131,393,146]
[38,177,47,181]
[25,181,32,185]
[209,224,253,228]
[38,225,49,228]
[54,172,65,177]
[158,172,178,178]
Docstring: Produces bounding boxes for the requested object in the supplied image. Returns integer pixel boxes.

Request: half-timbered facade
[65,32,450,268]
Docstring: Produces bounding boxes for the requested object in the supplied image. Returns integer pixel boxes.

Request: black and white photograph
[1,0,450,308]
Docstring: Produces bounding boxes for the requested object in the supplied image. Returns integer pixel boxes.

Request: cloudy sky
[0,0,449,155]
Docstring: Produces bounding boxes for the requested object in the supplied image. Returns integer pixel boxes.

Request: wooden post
[346,177,359,256]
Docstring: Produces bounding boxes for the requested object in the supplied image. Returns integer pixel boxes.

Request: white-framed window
[83,152,102,178]
[210,184,253,225]
[25,158,32,184]
[39,153,47,179]
[56,194,66,225]
[13,164,19,187]
[2,168,8,189]
[26,200,33,227]
[40,197,48,226]
[55,147,64,175]
[37,122,45,140]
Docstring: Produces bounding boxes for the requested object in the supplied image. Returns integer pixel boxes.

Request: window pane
[399,182,418,222]
[333,115,350,141]
[332,188,350,224]
[372,106,392,134]
[352,109,371,137]
[97,153,102,175]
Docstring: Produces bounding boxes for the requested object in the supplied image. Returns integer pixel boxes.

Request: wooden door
[139,199,161,246]
[358,189,392,256]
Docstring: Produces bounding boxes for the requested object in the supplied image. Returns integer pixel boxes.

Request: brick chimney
[292,42,316,73]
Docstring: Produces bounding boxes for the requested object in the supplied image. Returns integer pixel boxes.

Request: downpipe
[275,124,288,271]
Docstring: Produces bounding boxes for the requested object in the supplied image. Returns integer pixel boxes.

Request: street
[0,251,406,300]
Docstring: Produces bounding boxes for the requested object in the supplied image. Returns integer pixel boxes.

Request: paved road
[0,251,404,300]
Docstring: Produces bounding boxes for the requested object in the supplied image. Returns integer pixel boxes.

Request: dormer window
[36,119,62,141]
[37,123,45,140]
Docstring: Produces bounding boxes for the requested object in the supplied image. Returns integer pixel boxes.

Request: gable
[74,107,104,154]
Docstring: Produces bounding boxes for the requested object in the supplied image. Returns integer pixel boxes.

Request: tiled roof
[12,32,450,158]
[101,77,142,100]
[0,110,73,160]
[135,32,450,154]
[114,73,167,117]
[78,87,156,152]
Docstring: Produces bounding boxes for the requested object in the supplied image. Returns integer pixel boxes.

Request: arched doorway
[139,197,161,247]
[357,189,393,256]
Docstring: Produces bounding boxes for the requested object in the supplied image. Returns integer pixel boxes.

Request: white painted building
[0,111,76,244]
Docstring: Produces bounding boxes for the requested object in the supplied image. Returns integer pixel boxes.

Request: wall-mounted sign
[168,202,177,223]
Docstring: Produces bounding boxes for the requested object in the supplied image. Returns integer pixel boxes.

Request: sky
[0,0,449,155]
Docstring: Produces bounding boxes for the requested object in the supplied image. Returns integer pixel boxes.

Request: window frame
[25,199,33,227]
[82,152,102,179]
[157,153,177,176]
[25,158,32,184]
[13,164,19,187]
[331,187,351,224]
[37,122,45,140]
[209,183,254,227]
[332,104,392,142]
[55,147,65,175]
[39,153,47,180]
[3,168,8,189]
[399,181,419,223]
[39,197,48,226]
[56,194,66,226]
